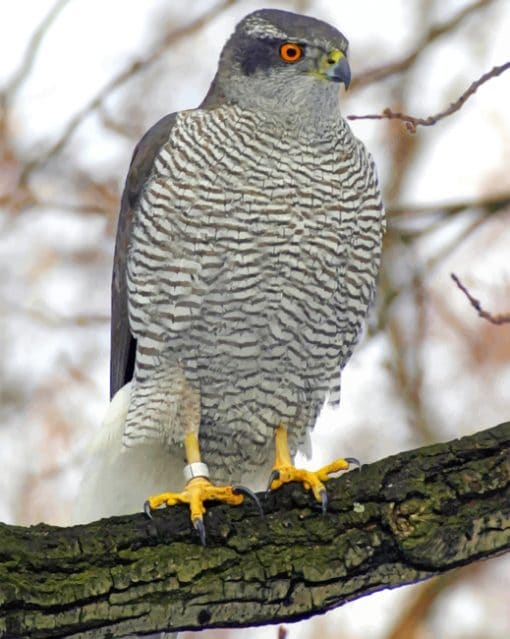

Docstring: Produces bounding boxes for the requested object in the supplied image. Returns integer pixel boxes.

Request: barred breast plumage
[123,103,384,483]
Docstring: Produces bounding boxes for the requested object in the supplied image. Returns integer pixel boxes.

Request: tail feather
[73,382,185,524]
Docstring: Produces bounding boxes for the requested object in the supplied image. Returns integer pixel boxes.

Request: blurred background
[0,0,509,638]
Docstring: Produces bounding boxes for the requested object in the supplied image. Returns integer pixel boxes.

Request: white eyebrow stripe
[243,16,288,40]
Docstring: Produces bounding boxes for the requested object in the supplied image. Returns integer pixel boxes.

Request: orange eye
[279,42,303,63]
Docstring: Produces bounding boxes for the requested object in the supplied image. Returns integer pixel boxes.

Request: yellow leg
[184,431,201,464]
[274,425,293,467]
[145,431,259,544]
[269,425,355,508]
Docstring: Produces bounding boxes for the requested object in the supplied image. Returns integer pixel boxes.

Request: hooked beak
[323,49,351,89]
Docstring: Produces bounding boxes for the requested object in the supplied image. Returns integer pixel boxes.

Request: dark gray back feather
[110,113,177,398]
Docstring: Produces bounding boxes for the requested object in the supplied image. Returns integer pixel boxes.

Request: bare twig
[451,273,510,325]
[349,62,510,132]
[353,0,496,89]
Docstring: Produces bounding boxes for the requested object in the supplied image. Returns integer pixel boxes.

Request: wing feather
[110,112,178,398]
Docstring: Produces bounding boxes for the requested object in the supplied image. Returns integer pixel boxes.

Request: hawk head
[207,9,351,123]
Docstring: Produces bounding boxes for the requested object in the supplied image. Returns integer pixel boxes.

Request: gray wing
[110,112,177,399]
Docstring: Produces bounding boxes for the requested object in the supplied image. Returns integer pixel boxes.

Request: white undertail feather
[74,382,272,524]
[74,383,184,524]
[74,384,182,639]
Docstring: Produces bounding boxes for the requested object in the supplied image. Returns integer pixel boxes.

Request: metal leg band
[183,462,210,482]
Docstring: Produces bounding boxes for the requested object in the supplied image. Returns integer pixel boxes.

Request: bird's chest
[163,135,350,279]
[133,115,360,352]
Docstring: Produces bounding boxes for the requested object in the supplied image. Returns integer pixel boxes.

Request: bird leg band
[183,432,210,480]
[144,430,262,544]
[183,462,210,481]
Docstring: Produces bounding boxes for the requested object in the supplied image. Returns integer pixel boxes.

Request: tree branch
[352,0,496,89]
[451,273,510,325]
[348,62,510,132]
[1,422,508,638]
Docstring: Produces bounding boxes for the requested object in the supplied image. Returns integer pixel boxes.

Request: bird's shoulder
[111,109,184,397]
[124,105,239,205]
[123,111,179,209]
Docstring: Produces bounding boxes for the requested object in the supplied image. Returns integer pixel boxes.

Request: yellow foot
[268,457,359,512]
[144,477,261,544]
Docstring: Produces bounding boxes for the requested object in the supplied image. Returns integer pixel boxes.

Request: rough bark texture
[1,422,509,639]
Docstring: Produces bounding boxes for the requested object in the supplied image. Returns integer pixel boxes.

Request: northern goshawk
[79,9,385,543]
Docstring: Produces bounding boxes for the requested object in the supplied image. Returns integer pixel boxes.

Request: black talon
[143,500,153,519]
[320,489,328,515]
[194,518,207,546]
[233,485,263,516]
[345,456,361,470]
[266,469,280,495]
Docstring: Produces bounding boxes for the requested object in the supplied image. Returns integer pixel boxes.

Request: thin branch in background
[384,569,475,639]
[0,0,69,208]
[377,3,436,447]
[0,296,109,327]
[18,0,237,185]
[425,212,488,272]
[1,0,71,100]
[388,192,510,219]
[277,626,288,639]
[353,0,496,88]
[32,200,113,216]
[349,62,510,132]
[98,104,139,140]
[386,193,510,244]
[385,273,436,444]
[451,274,510,325]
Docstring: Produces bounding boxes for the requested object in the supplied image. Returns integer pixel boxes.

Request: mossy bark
[1,422,509,639]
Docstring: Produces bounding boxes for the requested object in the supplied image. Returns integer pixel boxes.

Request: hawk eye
[279,42,303,63]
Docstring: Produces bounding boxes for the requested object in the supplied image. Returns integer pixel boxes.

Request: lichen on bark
[0,422,508,639]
